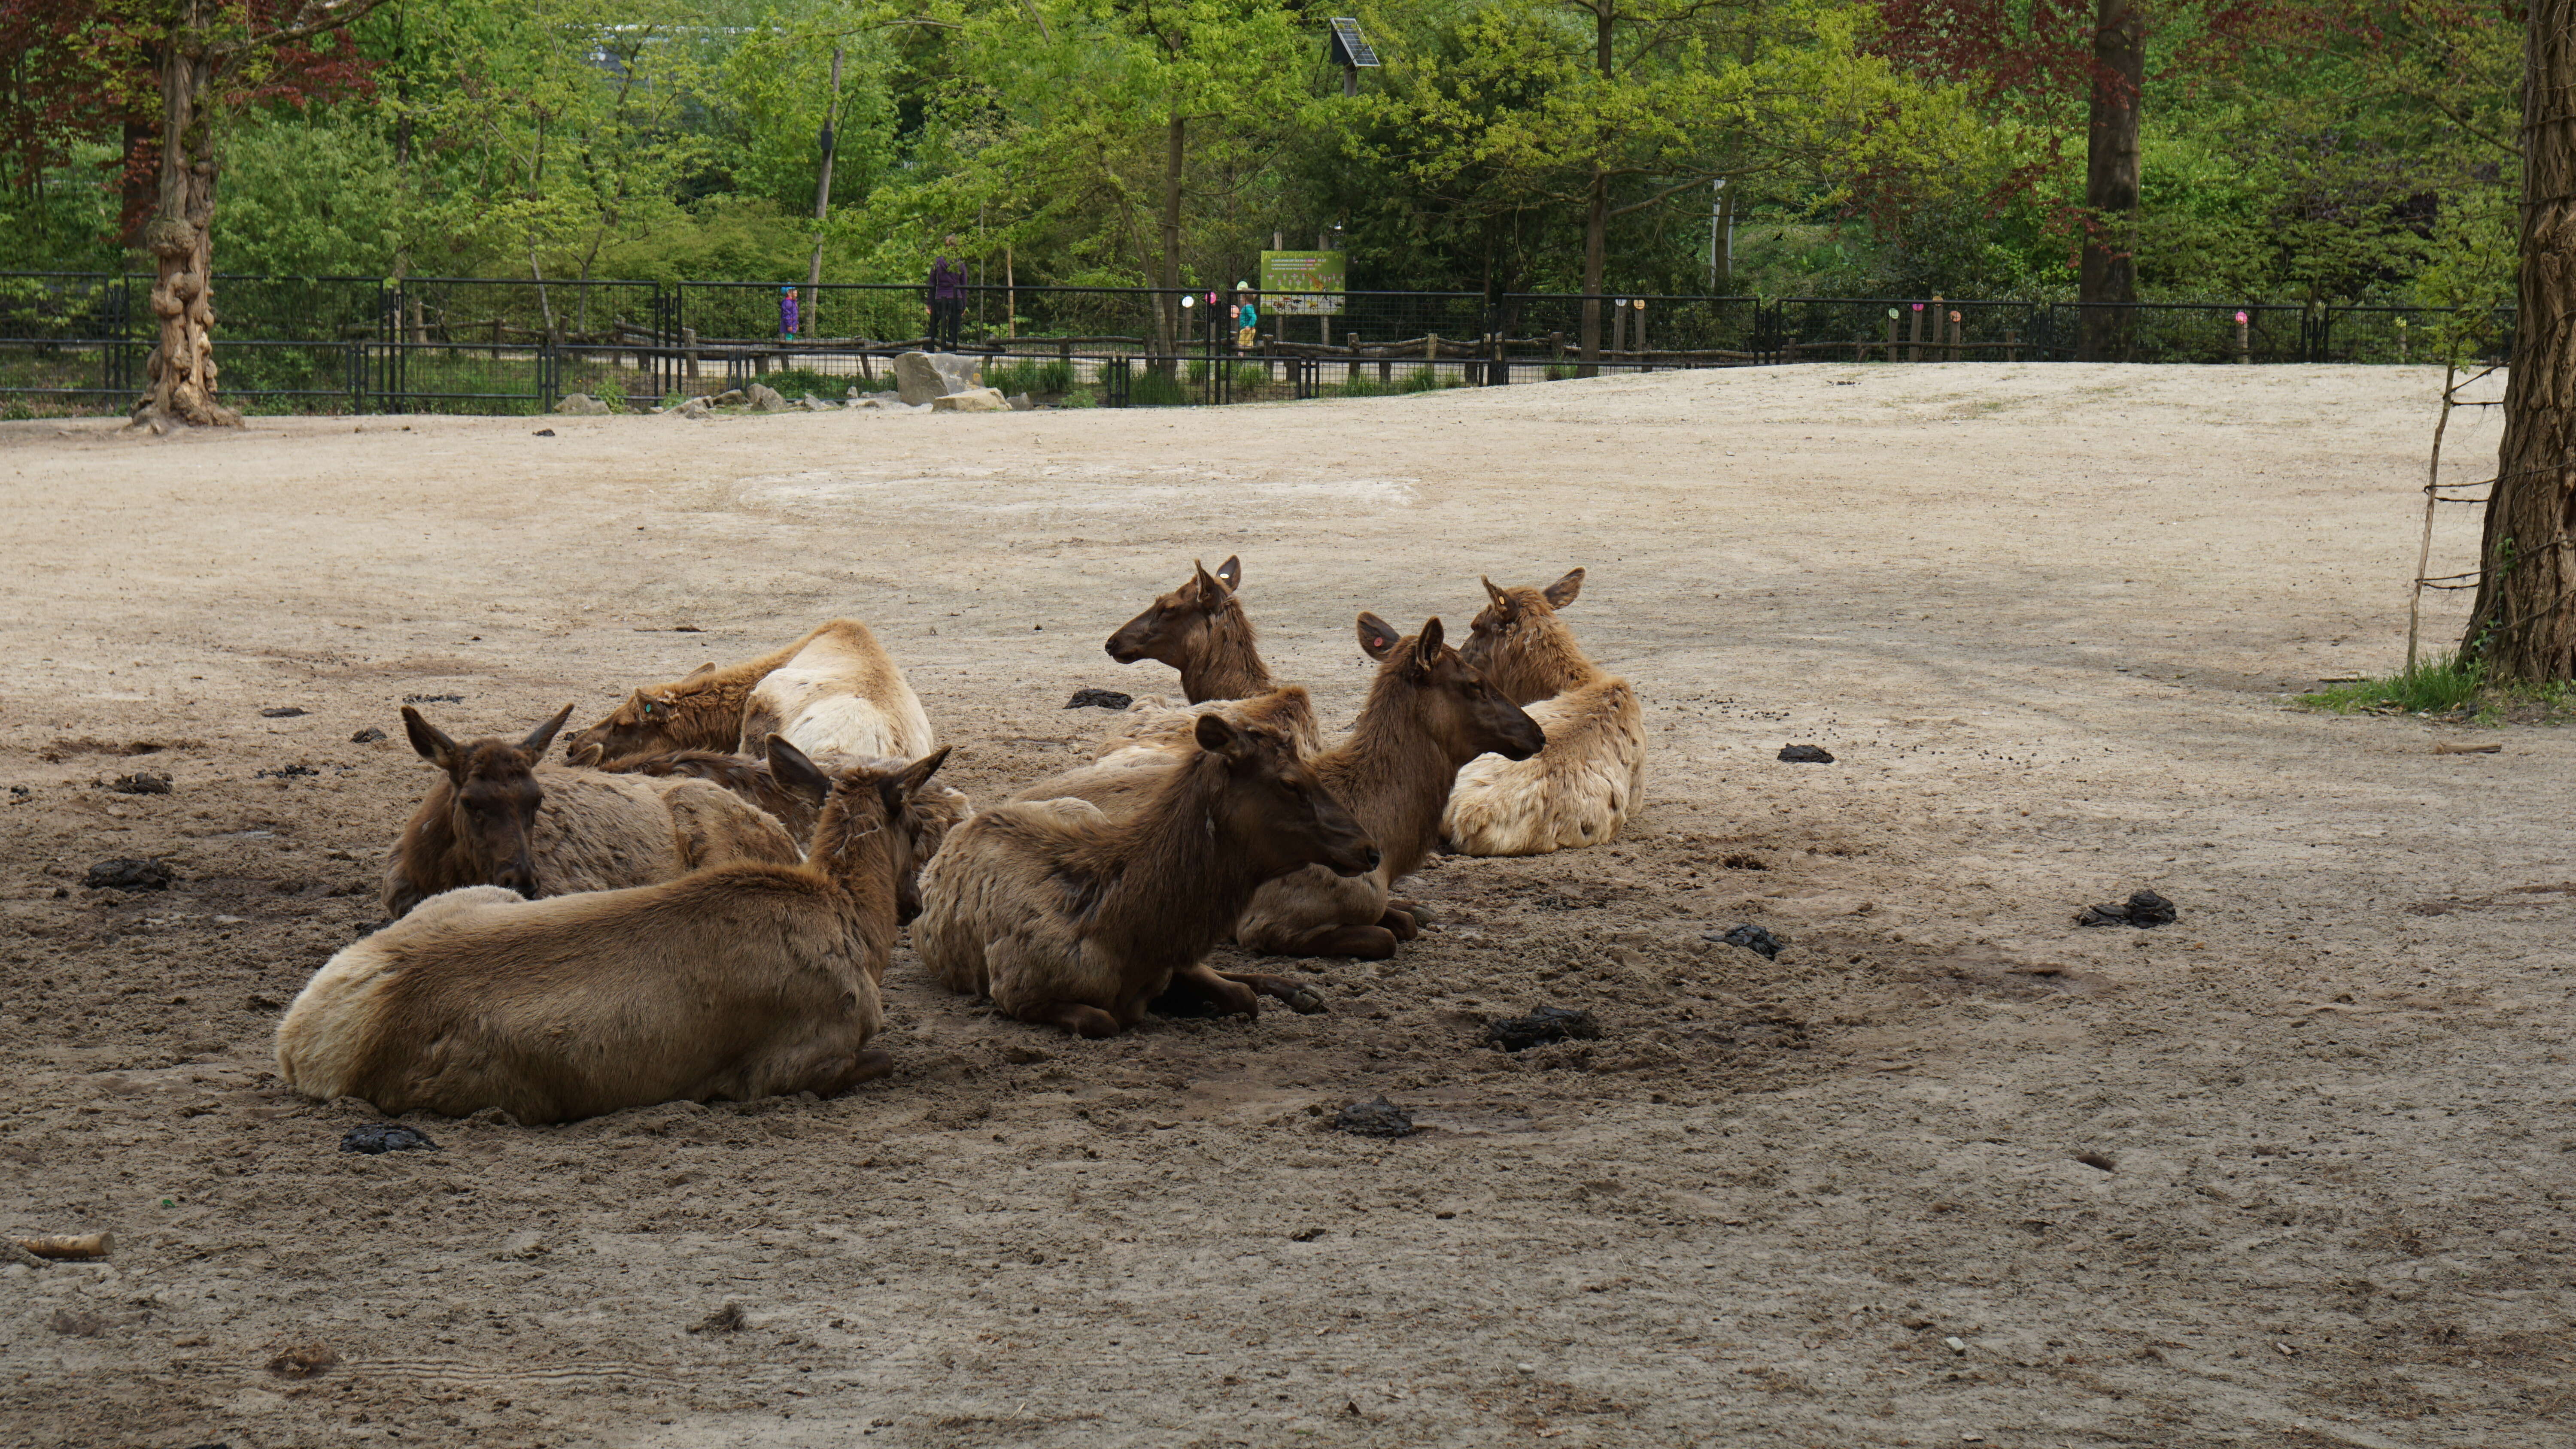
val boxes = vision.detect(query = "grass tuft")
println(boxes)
[2297,653,2487,715]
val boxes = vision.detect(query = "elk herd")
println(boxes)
[274,560,1649,1125]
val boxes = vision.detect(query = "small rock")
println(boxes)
[8,785,29,801]
[1945,1336,1968,1355]
[1777,744,1835,763]
[673,395,713,418]
[105,772,170,795]
[1065,688,1135,710]
[930,387,1011,413]
[1006,392,1035,411]
[259,706,307,718]
[339,1123,438,1155]
[1705,922,1789,959]
[1333,1097,1416,1138]
[216,916,248,926]
[349,727,387,744]
[798,393,832,411]
[708,388,747,406]
[690,1301,747,1334]
[2075,889,2176,929]
[85,858,172,891]
[553,393,613,416]
[1483,1005,1601,1052]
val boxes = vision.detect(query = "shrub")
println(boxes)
[986,358,1075,395]
[1129,368,1189,406]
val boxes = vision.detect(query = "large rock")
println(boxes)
[1005,392,1035,412]
[797,393,832,412]
[930,387,1010,413]
[746,383,791,413]
[894,351,984,406]
[708,388,747,406]
[665,395,712,418]
[553,392,613,416]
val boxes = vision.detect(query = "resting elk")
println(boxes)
[562,624,833,765]
[735,618,936,764]
[278,743,951,1124]
[914,712,1377,1038]
[1098,556,1320,754]
[381,706,802,921]
[1440,569,1647,856]
[1021,616,1540,959]
[598,745,972,855]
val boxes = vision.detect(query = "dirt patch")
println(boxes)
[1,364,2569,1446]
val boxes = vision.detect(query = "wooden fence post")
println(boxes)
[2235,310,2250,363]
[1884,309,1898,360]
[683,326,699,380]
[1634,299,1648,362]
[1909,301,1925,361]
[1348,337,1361,386]
[1425,332,1439,385]
[1609,302,1626,358]
[1948,309,1962,361]
[2005,329,2019,363]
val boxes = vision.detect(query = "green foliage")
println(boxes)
[2297,654,2487,716]
[1128,368,1189,406]
[985,357,1075,394]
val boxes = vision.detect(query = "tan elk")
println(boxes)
[1022,617,1540,958]
[278,743,952,1124]
[598,745,972,856]
[735,618,936,764]
[562,621,841,765]
[914,713,1376,1037]
[382,706,801,920]
[1440,569,1646,855]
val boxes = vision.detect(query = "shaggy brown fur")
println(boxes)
[1103,555,1276,704]
[562,623,837,766]
[1083,685,1324,766]
[597,745,974,882]
[278,746,951,1124]
[383,706,802,921]
[1442,569,1648,856]
[916,713,1376,1038]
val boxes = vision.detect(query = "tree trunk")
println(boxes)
[134,25,237,432]
[2463,0,2576,680]
[2077,0,2142,363]
[805,45,846,330]
[1157,115,1185,358]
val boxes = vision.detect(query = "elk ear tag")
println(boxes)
[1355,612,1401,661]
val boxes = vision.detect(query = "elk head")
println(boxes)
[561,664,717,766]
[783,736,955,926]
[1193,712,1378,880]
[403,704,574,899]
[1357,613,1545,765]
[1104,555,1242,667]
[1462,568,1587,704]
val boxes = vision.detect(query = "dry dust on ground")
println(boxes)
[1,363,2569,1449]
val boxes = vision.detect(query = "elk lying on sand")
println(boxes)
[562,621,837,765]
[598,745,972,856]
[278,743,952,1123]
[1440,569,1646,856]
[915,712,1376,1037]
[737,618,936,764]
[1022,618,1540,958]
[1104,556,1276,703]
[382,706,801,921]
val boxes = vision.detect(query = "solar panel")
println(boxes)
[1328,18,1380,68]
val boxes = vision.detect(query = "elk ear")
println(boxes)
[1190,559,1225,606]
[896,745,952,798]
[765,735,832,806]
[401,706,459,774]
[1214,555,1242,591]
[1355,612,1402,661]
[1193,711,1251,763]
[1414,618,1445,670]
[519,703,575,758]
[1542,568,1586,608]
[1480,576,1510,610]
[681,663,719,682]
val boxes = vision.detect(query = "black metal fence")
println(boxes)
[0,271,2515,417]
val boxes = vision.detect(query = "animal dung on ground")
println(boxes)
[2075,889,2177,929]
[339,1123,440,1155]
[265,1342,339,1379]
[103,772,171,795]
[1777,744,1835,764]
[259,706,308,718]
[1483,1005,1603,1052]
[255,764,319,780]
[532,427,556,437]
[1706,922,1790,959]
[1065,688,1134,710]
[403,693,466,705]
[85,858,172,891]
[690,1301,748,1335]
[1333,1097,1417,1138]
[15,1231,112,1261]
[349,727,387,743]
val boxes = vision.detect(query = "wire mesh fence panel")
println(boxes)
[207,276,383,343]
[0,338,136,413]
[0,274,137,341]
[367,343,547,415]
[208,341,359,413]
[1500,294,1768,357]
[388,278,665,347]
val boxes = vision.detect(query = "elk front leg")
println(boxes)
[1153,962,1261,1019]
[1011,1000,1124,1038]
[1215,970,1329,1014]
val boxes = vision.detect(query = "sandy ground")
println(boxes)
[1,363,2570,1449]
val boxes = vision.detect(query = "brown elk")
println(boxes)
[383,706,801,920]
[1441,569,1647,856]
[1023,617,1541,958]
[1103,555,1275,703]
[277,744,952,1124]
[562,622,837,766]
[735,618,936,764]
[914,712,1377,1037]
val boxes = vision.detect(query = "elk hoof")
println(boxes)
[1285,985,1328,1015]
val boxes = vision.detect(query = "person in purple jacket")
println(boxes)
[928,237,967,351]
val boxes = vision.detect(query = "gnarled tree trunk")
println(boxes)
[2464,0,2576,680]
[135,27,238,432]
[2076,0,2142,364]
